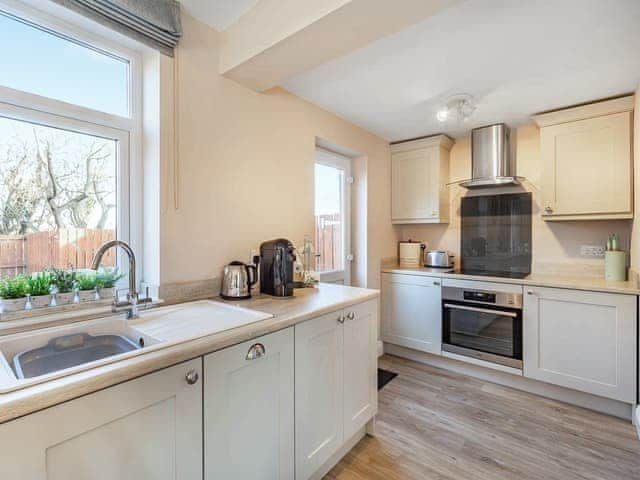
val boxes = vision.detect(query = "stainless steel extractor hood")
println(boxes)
[459,123,521,188]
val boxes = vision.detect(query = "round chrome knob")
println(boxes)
[544,206,553,213]
[338,315,345,324]
[527,290,534,295]
[347,312,355,320]
[246,343,266,360]
[185,370,199,385]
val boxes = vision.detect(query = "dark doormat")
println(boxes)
[378,368,398,391]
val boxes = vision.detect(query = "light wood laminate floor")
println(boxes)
[325,354,640,480]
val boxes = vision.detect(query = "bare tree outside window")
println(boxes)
[0,116,117,277]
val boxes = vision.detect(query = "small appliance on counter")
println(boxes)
[605,233,627,281]
[425,250,454,268]
[398,240,426,267]
[221,260,258,300]
[260,238,296,297]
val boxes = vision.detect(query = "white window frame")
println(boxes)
[315,148,352,286]
[0,0,142,287]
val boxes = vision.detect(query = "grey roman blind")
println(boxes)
[50,0,182,56]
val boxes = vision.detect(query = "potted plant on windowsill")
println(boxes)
[47,268,78,306]
[26,271,53,309]
[76,269,121,303]
[0,267,123,315]
[0,275,30,313]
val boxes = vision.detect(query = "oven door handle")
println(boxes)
[443,303,518,318]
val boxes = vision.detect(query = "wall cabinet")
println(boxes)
[0,358,203,480]
[523,286,637,403]
[381,272,442,354]
[533,96,634,221]
[295,300,378,480]
[204,328,294,480]
[391,135,453,224]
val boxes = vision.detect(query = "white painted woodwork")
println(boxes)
[342,300,378,439]
[295,299,378,480]
[295,310,345,480]
[391,135,452,224]
[0,358,203,480]
[381,272,442,354]
[203,328,294,480]
[523,287,637,403]
[533,97,633,221]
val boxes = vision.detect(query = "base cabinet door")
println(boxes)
[0,358,203,480]
[203,328,294,480]
[343,299,378,439]
[382,272,442,354]
[523,287,637,402]
[295,310,344,480]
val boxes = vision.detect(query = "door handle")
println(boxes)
[338,315,345,324]
[443,303,518,318]
[347,312,355,320]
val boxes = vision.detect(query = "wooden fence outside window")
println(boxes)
[0,229,116,278]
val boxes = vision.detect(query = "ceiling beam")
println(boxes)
[220,0,462,92]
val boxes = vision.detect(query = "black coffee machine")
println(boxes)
[260,238,295,297]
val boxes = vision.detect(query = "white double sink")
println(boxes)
[0,300,273,393]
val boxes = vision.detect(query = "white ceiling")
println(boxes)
[180,0,258,31]
[283,0,640,141]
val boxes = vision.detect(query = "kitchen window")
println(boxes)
[0,5,140,284]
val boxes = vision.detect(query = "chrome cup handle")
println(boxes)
[246,343,266,360]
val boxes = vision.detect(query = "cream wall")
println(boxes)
[630,85,640,273]
[156,13,398,289]
[401,124,632,275]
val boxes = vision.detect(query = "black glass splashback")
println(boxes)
[460,193,532,277]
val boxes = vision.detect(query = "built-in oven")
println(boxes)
[442,281,523,369]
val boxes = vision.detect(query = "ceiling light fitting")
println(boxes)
[436,94,476,123]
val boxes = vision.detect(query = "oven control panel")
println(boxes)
[463,291,496,303]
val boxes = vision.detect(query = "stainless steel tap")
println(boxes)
[90,240,150,319]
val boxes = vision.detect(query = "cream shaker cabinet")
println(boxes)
[295,299,378,480]
[533,96,634,221]
[391,135,453,224]
[523,286,637,403]
[342,300,378,440]
[381,272,442,355]
[0,358,203,480]
[203,327,294,480]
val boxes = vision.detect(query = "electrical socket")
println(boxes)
[580,245,605,257]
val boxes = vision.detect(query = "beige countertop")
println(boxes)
[382,265,640,295]
[0,283,378,424]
